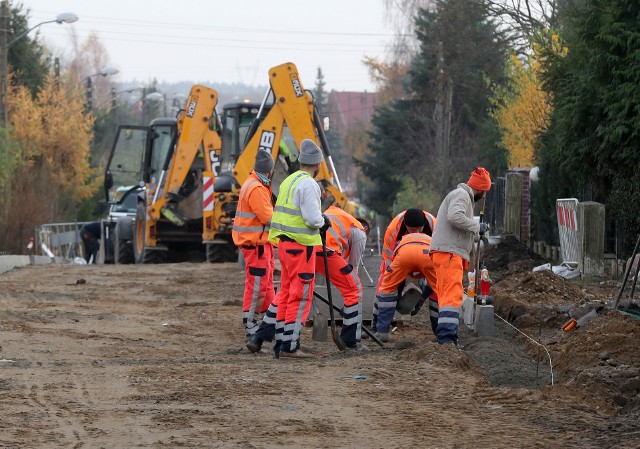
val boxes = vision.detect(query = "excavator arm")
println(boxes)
[143,85,223,246]
[232,62,347,207]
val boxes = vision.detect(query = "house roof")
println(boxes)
[328,91,377,131]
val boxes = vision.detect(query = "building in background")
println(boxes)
[327,91,377,200]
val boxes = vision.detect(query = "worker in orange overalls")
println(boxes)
[430,167,491,345]
[372,208,438,334]
[316,205,368,351]
[372,209,438,342]
[378,208,436,288]
[232,149,276,343]
[247,139,330,359]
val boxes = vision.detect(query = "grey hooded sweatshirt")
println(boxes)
[430,183,480,262]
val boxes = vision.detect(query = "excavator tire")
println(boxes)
[206,241,237,263]
[133,202,166,264]
[114,220,134,264]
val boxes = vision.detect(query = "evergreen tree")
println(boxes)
[7,3,49,96]
[539,0,640,240]
[313,67,328,117]
[362,0,508,215]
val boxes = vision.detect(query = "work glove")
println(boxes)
[320,214,332,233]
[479,223,489,236]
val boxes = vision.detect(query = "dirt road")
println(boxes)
[0,259,638,448]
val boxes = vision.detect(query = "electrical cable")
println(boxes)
[493,312,554,385]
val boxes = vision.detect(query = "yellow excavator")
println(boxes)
[225,61,348,211]
[103,62,363,264]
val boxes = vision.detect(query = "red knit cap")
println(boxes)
[467,167,492,191]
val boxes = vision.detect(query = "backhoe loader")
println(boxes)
[102,62,364,264]
[103,87,257,263]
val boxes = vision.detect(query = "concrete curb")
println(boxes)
[0,255,70,275]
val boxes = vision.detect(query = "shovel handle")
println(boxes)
[312,291,385,348]
[320,232,347,351]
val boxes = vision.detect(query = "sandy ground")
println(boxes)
[0,246,639,448]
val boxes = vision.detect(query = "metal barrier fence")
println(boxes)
[38,222,90,259]
[556,198,579,265]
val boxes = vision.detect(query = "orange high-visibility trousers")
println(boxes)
[241,243,276,339]
[373,242,437,334]
[275,241,317,353]
[431,251,467,344]
[315,249,363,345]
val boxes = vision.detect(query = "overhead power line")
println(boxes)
[29,11,410,38]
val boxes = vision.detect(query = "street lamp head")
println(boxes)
[144,92,164,101]
[56,12,79,24]
[98,67,119,77]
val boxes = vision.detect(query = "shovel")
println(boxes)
[320,231,347,351]
[311,302,328,342]
[313,291,386,348]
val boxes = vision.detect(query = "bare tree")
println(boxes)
[480,0,563,50]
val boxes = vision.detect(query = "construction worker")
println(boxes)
[278,139,299,174]
[430,167,491,345]
[80,221,101,264]
[378,208,436,289]
[372,209,438,328]
[371,210,438,341]
[232,150,276,343]
[316,205,368,351]
[248,139,329,359]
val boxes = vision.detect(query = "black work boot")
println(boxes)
[246,336,263,353]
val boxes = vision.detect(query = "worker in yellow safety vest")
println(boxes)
[247,139,330,359]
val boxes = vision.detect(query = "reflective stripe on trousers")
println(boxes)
[431,251,464,344]
[315,249,363,345]
[372,290,397,334]
[241,244,275,337]
[275,241,317,353]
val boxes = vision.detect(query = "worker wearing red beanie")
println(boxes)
[430,167,491,345]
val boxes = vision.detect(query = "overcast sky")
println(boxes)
[21,0,396,92]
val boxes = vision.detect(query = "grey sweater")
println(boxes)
[430,183,480,262]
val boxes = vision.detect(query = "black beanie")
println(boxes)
[403,208,426,228]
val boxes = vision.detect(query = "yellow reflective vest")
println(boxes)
[269,171,321,246]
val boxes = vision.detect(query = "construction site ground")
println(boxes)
[1,236,639,448]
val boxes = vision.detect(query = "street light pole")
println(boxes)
[7,12,78,47]
[0,4,79,126]
[82,66,119,113]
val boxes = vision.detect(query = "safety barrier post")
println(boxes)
[556,198,579,266]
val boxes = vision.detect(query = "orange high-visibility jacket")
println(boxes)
[324,205,365,259]
[381,210,436,264]
[232,173,274,247]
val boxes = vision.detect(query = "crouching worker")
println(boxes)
[247,139,329,359]
[80,221,101,264]
[372,210,438,342]
[232,150,276,343]
[316,205,368,351]
[377,208,436,291]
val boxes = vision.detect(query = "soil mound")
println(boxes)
[552,312,640,413]
[492,270,598,328]
[482,235,547,281]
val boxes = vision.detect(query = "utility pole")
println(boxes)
[84,76,93,113]
[0,0,9,128]
[434,41,453,200]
